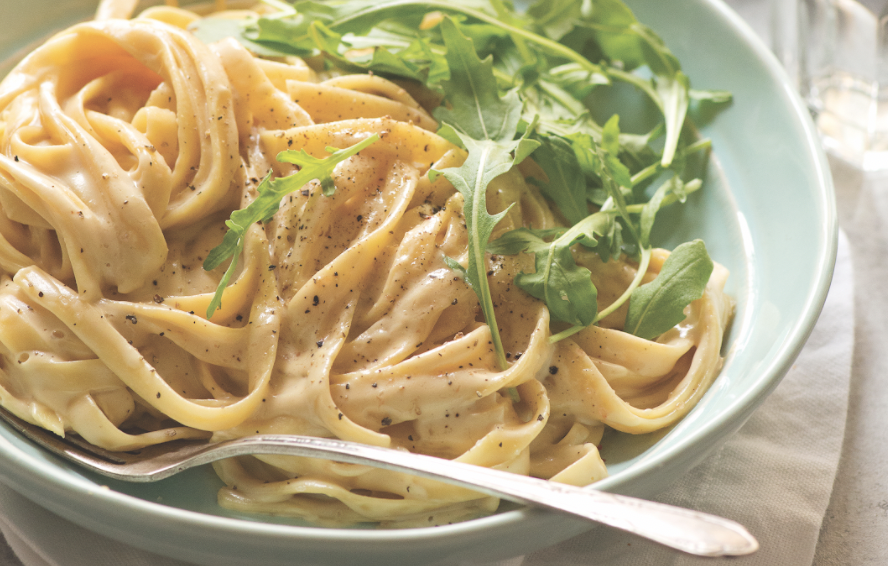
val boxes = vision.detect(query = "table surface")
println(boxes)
[0,1,885,565]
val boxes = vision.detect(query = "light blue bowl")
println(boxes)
[0,1,836,564]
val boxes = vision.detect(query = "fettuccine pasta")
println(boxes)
[0,0,733,526]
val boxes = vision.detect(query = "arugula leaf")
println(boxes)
[284,0,419,36]
[593,117,640,249]
[585,0,648,63]
[541,0,689,166]
[527,134,588,225]
[490,228,598,327]
[689,88,734,127]
[190,17,296,57]
[203,135,379,319]
[639,176,677,248]
[433,21,522,141]
[457,21,515,58]
[656,71,690,166]
[394,36,451,84]
[430,17,539,369]
[488,209,621,327]
[249,16,336,56]
[540,64,609,105]
[690,89,733,104]
[254,15,449,84]
[526,0,587,41]
[624,239,714,340]
[197,0,699,171]
[329,42,429,82]
[563,131,602,182]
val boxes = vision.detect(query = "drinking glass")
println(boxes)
[773,0,888,170]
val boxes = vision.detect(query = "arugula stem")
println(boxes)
[210,240,245,318]
[470,149,509,371]
[204,135,379,318]
[588,176,701,220]
[548,324,585,343]
[629,139,711,187]
[537,82,594,122]
[488,0,536,66]
[596,245,651,322]
[493,67,515,87]
[624,179,702,213]
[629,162,662,189]
[606,68,661,111]
[328,1,597,73]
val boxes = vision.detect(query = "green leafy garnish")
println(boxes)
[487,211,620,327]
[526,134,589,226]
[190,17,295,57]
[430,18,539,370]
[203,135,379,319]
[489,131,707,343]
[625,239,714,340]
[194,0,733,354]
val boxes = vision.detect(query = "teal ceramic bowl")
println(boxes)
[0,1,836,564]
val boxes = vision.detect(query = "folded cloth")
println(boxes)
[0,232,853,566]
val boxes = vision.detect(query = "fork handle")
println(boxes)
[168,434,758,557]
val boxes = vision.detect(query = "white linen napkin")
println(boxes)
[0,232,853,566]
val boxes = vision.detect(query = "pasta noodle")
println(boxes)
[0,0,734,527]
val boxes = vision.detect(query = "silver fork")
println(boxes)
[0,407,757,557]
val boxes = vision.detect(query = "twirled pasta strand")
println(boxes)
[0,5,734,526]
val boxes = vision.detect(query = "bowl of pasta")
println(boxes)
[0,0,835,564]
